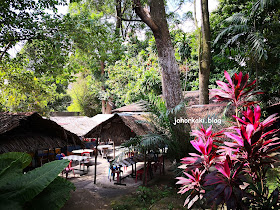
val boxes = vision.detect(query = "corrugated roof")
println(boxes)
[50,114,114,136]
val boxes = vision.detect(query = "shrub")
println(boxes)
[176,71,280,209]
[0,152,75,209]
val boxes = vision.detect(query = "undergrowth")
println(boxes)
[111,185,183,210]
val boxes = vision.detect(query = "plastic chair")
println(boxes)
[82,152,90,158]
[101,148,109,159]
[55,154,63,160]
[135,168,144,183]
[62,160,75,179]
[153,156,163,175]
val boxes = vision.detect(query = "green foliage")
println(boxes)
[211,0,280,101]
[68,2,123,69]
[25,176,75,210]
[0,0,67,57]
[106,46,162,107]
[0,60,57,113]
[0,152,75,210]
[67,73,101,116]
[111,186,172,210]
[0,3,76,114]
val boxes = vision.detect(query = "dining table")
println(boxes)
[62,155,90,175]
[97,145,113,158]
[72,149,94,155]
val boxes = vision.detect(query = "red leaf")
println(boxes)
[254,105,261,122]
[224,186,233,201]
[224,70,233,87]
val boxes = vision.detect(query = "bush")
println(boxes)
[0,152,75,209]
[176,71,280,209]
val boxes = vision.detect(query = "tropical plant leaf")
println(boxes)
[24,176,75,210]
[0,152,32,169]
[0,199,22,210]
[0,152,32,188]
[139,133,166,151]
[0,159,69,206]
[0,159,23,188]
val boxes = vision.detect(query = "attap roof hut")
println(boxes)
[111,101,147,113]
[50,114,114,137]
[84,113,155,145]
[183,90,218,106]
[0,112,81,153]
[185,103,234,132]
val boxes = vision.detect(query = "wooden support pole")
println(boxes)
[162,155,165,175]
[94,138,98,184]
[113,141,115,159]
[143,151,147,186]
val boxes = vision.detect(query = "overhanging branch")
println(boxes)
[121,18,143,22]
[132,0,159,32]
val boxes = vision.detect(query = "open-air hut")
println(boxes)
[50,114,115,151]
[0,112,81,154]
[111,101,147,114]
[84,113,155,146]
[185,103,234,132]
[50,114,114,137]
[0,112,83,169]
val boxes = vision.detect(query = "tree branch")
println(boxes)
[121,18,143,22]
[0,42,11,62]
[132,0,159,32]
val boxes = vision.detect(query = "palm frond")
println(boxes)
[166,102,185,116]
[224,13,249,25]
[214,24,249,46]
[247,32,268,61]
[222,32,246,51]
[139,133,167,151]
[121,136,142,148]
[251,0,277,15]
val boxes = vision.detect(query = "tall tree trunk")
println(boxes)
[199,0,211,104]
[105,97,112,114]
[133,0,193,159]
[194,0,202,95]
[100,60,113,114]
[133,0,182,108]
[115,0,122,34]
[100,60,106,114]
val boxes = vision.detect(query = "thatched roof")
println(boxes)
[84,114,155,145]
[50,114,114,136]
[0,112,81,153]
[112,101,147,113]
[185,104,233,132]
[183,90,217,106]
[111,91,218,114]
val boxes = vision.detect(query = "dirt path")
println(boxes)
[61,155,178,210]
[61,155,143,210]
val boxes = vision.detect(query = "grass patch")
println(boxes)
[111,185,184,210]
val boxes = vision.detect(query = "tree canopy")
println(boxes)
[1,0,279,113]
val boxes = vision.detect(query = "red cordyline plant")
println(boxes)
[176,71,280,209]
[211,71,263,117]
